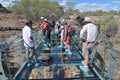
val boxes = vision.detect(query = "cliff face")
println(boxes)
[0,4,26,41]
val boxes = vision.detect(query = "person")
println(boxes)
[39,17,46,38]
[39,17,44,28]
[22,20,39,67]
[60,25,65,46]
[80,17,98,71]
[59,19,73,57]
[44,18,51,45]
[59,19,67,48]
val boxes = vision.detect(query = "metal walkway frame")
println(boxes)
[0,29,120,80]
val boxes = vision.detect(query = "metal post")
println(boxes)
[0,52,7,80]
[106,50,116,80]
[16,40,24,66]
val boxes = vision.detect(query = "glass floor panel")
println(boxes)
[28,43,100,80]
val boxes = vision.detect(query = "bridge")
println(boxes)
[0,27,120,80]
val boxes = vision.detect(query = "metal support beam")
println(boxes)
[16,41,24,66]
[0,52,7,80]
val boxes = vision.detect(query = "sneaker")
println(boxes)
[68,51,72,55]
[43,43,48,47]
[27,62,33,67]
[48,43,51,47]
[58,44,63,48]
[35,63,40,67]
[65,49,69,52]
[64,46,67,49]
[31,60,35,63]
[79,66,89,72]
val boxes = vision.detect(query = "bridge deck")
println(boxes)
[16,42,100,80]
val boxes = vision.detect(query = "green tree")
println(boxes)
[96,15,118,38]
[9,0,64,21]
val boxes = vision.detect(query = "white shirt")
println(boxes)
[61,29,64,37]
[22,25,34,47]
[80,23,98,42]
[55,25,59,33]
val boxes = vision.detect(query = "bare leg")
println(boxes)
[25,47,30,62]
[84,55,89,68]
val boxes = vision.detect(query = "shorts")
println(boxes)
[42,30,46,36]
[25,47,36,57]
[82,43,94,56]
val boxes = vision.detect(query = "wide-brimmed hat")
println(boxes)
[83,17,91,22]
[26,20,33,25]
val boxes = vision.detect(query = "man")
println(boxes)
[39,17,46,37]
[22,20,39,67]
[44,18,51,44]
[59,19,72,57]
[80,17,98,71]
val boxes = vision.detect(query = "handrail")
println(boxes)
[0,27,42,80]
[0,28,119,80]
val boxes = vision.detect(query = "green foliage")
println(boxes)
[9,0,64,21]
[96,15,119,38]
[82,10,120,16]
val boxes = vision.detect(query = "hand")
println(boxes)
[29,39,33,43]
[85,41,88,46]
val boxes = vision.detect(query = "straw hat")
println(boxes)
[83,17,91,22]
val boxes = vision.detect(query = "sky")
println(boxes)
[0,0,120,12]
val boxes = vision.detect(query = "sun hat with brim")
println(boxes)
[26,20,33,24]
[83,17,91,22]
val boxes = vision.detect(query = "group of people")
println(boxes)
[39,17,52,44]
[22,16,99,71]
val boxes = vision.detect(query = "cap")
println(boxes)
[60,26,64,29]
[61,19,67,24]
[44,19,47,21]
[40,17,44,20]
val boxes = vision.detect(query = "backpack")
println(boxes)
[67,27,75,37]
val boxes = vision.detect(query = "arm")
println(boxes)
[28,28,33,43]
[80,25,87,44]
